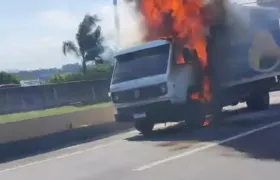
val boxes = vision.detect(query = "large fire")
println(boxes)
[139,0,212,102]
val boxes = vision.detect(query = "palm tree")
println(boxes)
[62,14,104,74]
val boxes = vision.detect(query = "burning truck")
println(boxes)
[109,0,280,135]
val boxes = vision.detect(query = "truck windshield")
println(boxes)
[112,44,170,84]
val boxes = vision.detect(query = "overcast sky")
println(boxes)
[0,0,256,71]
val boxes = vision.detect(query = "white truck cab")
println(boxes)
[110,39,202,134]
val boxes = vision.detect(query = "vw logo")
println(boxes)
[134,90,140,99]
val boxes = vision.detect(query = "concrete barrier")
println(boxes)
[0,79,111,114]
[0,105,116,144]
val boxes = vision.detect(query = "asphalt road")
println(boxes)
[1,92,280,180]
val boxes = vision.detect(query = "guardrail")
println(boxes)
[0,79,111,114]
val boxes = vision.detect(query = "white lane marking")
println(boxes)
[134,120,280,171]
[0,140,121,173]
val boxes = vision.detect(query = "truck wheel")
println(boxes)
[246,92,269,111]
[186,101,206,129]
[134,119,154,136]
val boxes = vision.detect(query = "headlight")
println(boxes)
[108,92,111,97]
[111,93,119,102]
[110,92,119,102]
[114,95,119,101]
[159,83,167,94]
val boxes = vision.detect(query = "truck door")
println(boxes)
[182,48,203,92]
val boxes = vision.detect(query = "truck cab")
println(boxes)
[110,40,203,134]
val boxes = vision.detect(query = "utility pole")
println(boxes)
[113,0,121,51]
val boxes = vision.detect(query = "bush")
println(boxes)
[0,71,20,84]
[47,64,113,84]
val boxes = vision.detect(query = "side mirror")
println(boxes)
[182,48,198,64]
[175,48,198,65]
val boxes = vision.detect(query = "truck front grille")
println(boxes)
[112,84,164,103]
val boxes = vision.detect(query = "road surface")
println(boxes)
[1,92,280,180]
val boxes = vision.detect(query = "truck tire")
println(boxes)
[186,100,206,129]
[246,92,269,111]
[134,119,154,136]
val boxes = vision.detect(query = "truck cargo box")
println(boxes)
[208,5,280,88]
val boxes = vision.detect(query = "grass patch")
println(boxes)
[0,102,112,124]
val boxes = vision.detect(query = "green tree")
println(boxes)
[62,14,104,74]
[0,71,20,84]
[47,74,66,84]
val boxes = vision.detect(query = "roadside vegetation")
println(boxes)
[0,71,20,84]
[0,102,112,124]
[46,64,113,83]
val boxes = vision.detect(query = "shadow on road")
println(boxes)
[0,121,133,163]
[126,103,280,162]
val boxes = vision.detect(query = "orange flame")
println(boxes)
[140,0,212,102]
[203,119,211,126]
[177,55,186,64]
